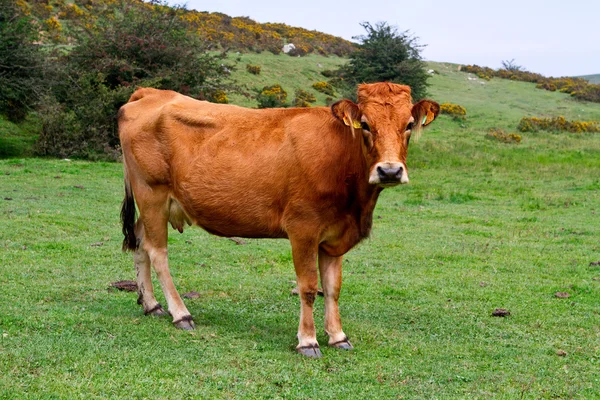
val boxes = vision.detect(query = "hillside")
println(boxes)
[21,0,355,56]
[580,74,600,84]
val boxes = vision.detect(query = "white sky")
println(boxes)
[182,0,599,77]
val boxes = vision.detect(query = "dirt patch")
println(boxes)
[228,237,247,245]
[90,242,104,247]
[182,291,201,299]
[110,280,138,292]
[589,261,600,267]
[554,292,570,298]
[556,349,567,357]
[491,308,510,317]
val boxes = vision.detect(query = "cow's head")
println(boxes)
[332,82,439,187]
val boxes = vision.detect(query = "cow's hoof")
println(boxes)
[297,344,322,358]
[330,337,353,350]
[173,315,195,330]
[144,303,168,317]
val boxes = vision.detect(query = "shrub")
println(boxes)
[0,0,44,121]
[35,0,232,159]
[312,81,334,96]
[209,90,229,104]
[517,116,600,133]
[256,84,288,108]
[486,128,522,144]
[292,89,316,107]
[335,22,430,100]
[246,64,261,75]
[462,64,600,103]
[320,69,336,78]
[440,103,467,118]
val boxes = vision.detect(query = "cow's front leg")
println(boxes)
[318,249,352,350]
[290,238,321,358]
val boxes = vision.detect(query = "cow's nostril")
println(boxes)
[377,166,402,180]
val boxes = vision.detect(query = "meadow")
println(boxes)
[1,59,600,398]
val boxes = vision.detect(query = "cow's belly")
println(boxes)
[173,171,288,239]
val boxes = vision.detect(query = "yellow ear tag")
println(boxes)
[343,116,351,126]
[352,120,362,129]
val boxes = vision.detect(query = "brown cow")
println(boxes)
[118,83,439,357]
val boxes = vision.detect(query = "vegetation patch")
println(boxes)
[311,81,335,96]
[256,84,288,108]
[518,116,600,133]
[292,89,316,107]
[246,64,261,75]
[462,64,600,103]
[440,103,467,118]
[486,128,522,144]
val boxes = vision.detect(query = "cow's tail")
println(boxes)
[120,158,138,252]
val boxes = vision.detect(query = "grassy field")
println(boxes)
[1,57,600,398]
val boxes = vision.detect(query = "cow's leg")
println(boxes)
[290,237,321,358]
[318,249,353,350]
[134,220,167,316]
[137,185,194,330]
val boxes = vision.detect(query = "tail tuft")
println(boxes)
[120,184,137,252]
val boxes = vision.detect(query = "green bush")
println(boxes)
[36,0,232,160]
[312,81,334,96]
[486,128,521,144]
[334,22,430,100]
[256,84,288,108]
[246,64,261,75]
[0,0,44,122]
[292,89,316,107]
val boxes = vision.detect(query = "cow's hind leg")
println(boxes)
[134,220,167,316]
[137,185,195,330]
[290,237,321,358]
[318,249,352,350]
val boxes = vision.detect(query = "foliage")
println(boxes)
[311,81,334,96]
[462,64,600,103]
[0,0,44,121]
[246,64,261,75]
[335,22,429,100]
[256,84,288,108]
[440,102,466,118]
[517,116,600,133]
[292,88,316,107]
[486,127,521,144]
[35,0,232,160]
[501,59,525,72]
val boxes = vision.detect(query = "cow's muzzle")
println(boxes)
[369,162,409,186]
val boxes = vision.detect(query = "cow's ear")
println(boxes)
[331,99,362,136]
[411,99,440,139]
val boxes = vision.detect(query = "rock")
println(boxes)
[282,43,295,54]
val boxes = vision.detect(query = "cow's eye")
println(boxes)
[361,121,370,132]
[406,122,414,131]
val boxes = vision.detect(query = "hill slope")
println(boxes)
[580,74,600,84]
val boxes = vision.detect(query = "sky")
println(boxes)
[182,0,599,77]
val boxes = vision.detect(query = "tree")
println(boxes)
[338,22,429,100]
[501,59,525,72]
[0,0,44,121]
[37,0,234,159]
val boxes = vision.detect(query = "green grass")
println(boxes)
[0,116,38,158]
[1,57,600,398]
[225,52,346,107]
